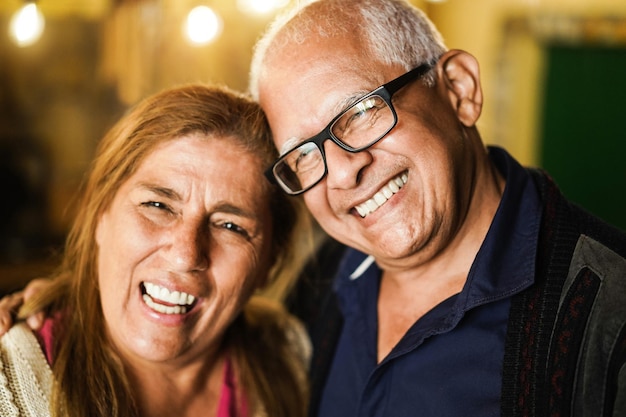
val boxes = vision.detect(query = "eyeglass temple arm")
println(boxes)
[384,61,436,95]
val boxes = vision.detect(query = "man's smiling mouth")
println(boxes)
[355,172,407,218]
[141,282,196,315]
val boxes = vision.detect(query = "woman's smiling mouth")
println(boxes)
[141,282,196,315]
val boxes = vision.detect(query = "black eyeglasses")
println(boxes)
[265,62,434,195]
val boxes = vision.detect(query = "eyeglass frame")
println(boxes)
[265,61,436,195]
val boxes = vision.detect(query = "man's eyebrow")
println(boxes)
[280,137,302,155]
[279,92,368,155]
[336,92,369,114]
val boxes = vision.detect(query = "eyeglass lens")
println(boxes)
[274,94,394,193]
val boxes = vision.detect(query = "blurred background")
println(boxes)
[0,0,625,295]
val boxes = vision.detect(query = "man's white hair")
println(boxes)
[248,0,447,100]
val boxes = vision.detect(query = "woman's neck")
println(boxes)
[127,349,227,417]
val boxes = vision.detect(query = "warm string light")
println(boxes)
[184,5,222,45]
[9,1,45,47]
[7,1,292,48]
[183,1,290,46]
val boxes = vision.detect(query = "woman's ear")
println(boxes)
[437,50,483,127]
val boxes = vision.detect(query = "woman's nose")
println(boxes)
[165,221,209,272]
[323,140,373,190]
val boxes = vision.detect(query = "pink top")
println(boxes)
[36,318,249,417]
[36,316,55,366]
[217,356,249,417]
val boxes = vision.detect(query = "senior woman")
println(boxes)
[0,84,311,417]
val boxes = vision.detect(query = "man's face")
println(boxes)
[259,36,474,271]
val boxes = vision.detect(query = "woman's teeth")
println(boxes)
[142,282,196,315]
[355,173,408,218]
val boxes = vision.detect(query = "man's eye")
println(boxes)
[294,144,321,172]
[354,98,378,115]
[347,98,380,123]
[337,97,385,135]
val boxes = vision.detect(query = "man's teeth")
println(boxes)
[355,173,407,218]
[142,282,195,315]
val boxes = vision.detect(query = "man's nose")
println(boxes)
[323,140,373,190]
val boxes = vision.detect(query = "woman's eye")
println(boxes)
[140,201,176,221]
[219,221,250,238]
[142,201,171,211]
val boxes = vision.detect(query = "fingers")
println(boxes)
[23,278,50,300]
[25,312,45,332]
[0,291,25,336]
[20,278,50,331]
[0,278,51,336]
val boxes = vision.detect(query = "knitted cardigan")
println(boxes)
[0,309,310,417]
[293,168,626,417]
[0,323,52,417]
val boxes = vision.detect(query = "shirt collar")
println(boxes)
[459,146,541,310]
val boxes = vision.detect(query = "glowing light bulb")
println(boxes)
[184,6,222,45]
[9,2,45,47]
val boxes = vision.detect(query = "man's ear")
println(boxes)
[437,50,483,127]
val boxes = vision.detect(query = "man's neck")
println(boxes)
[376,153,505,362]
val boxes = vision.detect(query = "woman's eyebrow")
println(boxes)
[138,183,182,201]
[138,185,261,220]
[212,202,258,221]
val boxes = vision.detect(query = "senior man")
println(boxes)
[250,1,626,416]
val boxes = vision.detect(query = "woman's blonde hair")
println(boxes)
[20,84,310,417]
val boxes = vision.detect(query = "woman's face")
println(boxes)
[95,133,274,367]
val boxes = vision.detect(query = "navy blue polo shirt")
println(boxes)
[317,147,542,417]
